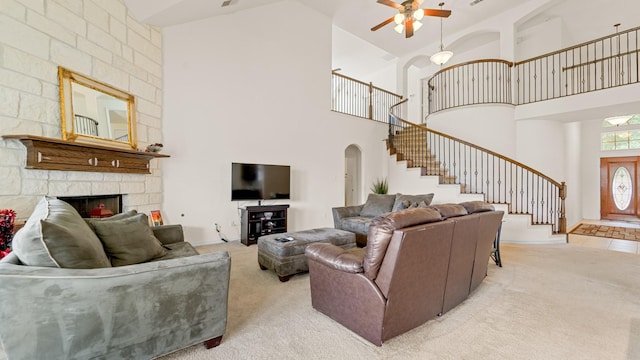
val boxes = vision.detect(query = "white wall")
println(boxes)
[426,105,517,158]
[515,17,563,61]
[515,119,566,181]
[162,1,388,245]
[0,0,164,220]
[564,121,582,228]
[580,118,607,220]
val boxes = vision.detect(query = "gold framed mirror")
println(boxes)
[58,66,137,150]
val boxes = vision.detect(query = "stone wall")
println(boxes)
[0,0,164,220]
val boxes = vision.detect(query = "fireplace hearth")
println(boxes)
[58,194,123,218]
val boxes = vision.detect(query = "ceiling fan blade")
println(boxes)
[412,0,425,8]
[405,18,414,38]
[423,8,452,17]
[371,16,395,31]
[377,0,402,9]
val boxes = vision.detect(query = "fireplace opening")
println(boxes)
[58,194,123,218]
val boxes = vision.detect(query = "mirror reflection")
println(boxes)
[59,67,137,149]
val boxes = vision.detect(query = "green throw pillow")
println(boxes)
[12,197,112,269]
[91,213,168,266]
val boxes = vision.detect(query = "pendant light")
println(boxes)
[430,2,453,66]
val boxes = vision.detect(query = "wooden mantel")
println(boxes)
[2,135,169,174]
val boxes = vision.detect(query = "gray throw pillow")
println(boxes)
[392,193,435,212]
[360,193,396,217]
[92,213,168,267]
[12,197,111,269]
[428,203,468,219]
[85,209,138,232]
[402,200,429,209]
[459,201,495,214]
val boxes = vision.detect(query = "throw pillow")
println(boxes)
[401,200,430,209]
[392,193,435,212]
[12,197,111,268]
[459,201,495,214]
[91,213,168,267]
[85,209,138,232]
[360,193,396,217]
[429,203,468,219]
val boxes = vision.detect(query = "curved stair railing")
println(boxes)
[426,59,513,116]
[388,99,567,234]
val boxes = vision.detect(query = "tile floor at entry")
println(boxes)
[568,219,640,255]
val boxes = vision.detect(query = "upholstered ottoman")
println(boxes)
[258,228,356,282]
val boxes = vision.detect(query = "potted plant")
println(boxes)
[370,178,389,194]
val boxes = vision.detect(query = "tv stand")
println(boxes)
[241,204,289,246]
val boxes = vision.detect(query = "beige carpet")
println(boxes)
[1,242,638,359]
[153,241,640,360]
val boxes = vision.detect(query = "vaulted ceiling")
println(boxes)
[123,0,532,58]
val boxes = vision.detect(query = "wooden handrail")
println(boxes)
[389,99,567,233]
[332,71,402,98]
[562,49,640,71]
[514,25,640,66]
[332,71,403,122]
[430,58,514,79]
[391,100,562,187]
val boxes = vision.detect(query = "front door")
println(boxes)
[600,156,639,220]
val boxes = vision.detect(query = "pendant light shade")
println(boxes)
[605,115,632,126]
[430,50,453,66]
[431,2,453,66]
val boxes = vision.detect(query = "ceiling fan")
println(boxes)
[371,0,451,38]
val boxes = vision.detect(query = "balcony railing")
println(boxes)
[389,99,567,233]
[331,71,403,123]
[425,26,640,114]
[425,59,513,116]
[515,25,640,104]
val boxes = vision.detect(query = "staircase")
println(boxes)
[331,71,568,244]
[389,126,456,184]
[387,106,567,244]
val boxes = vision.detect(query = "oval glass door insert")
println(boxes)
[612,166,633,210]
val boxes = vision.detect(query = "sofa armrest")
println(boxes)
[332,205,364,225]
[305,243,365,273]
[0,251,230,359]
[152,224,185,244]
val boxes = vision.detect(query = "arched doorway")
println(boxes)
[345,144,362,206]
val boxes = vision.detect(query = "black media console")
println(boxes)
[240,204,289,246]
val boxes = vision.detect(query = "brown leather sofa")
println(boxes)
[305,201,503,346]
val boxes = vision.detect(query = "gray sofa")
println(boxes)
[332,193,434,247]
[0,197,230,360]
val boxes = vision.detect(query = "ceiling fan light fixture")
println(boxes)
[413,20,423,31]
[394,13,405,24]
[394,23,404,33]
[413,8,424,20]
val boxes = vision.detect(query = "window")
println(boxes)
[601,114,640,151]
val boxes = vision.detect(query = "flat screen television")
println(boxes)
[231,162,291,201]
